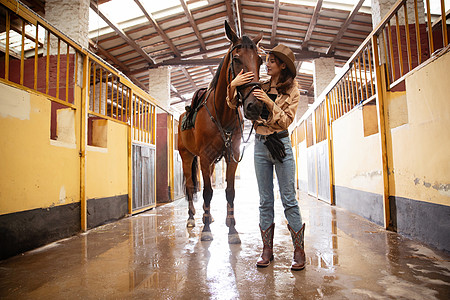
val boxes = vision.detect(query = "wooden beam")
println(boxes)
[179,0,214,76]
[225,0,238,33]
[270,0,280,47]
[90,0,156,65]
[181,68,198,90]
[134,0,181,57]
[235,0,244,36]
[326,0,365,55]
[302,0,323,49]
[170,84,188,104]
[180,0,206,50]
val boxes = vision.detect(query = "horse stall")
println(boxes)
[131,92,157,213]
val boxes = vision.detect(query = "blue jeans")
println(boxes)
[254,135,303,232]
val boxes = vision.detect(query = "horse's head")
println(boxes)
[225,21,263,121]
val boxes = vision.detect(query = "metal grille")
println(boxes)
[132,144,156,211]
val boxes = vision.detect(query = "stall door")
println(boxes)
[132,143,156,211]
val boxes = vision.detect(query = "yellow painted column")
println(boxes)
[80,55,88,231]
[372,35,391,229]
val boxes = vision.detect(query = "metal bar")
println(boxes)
[441,0,448,46]
[413,0,422,64]
[395,12,404,76]
[363,50,369,99]
[342,74,350,112]
[105,72,109,116]
[5,11,10,80]
[358,56,364,101]
[46,32,49,94]
[349,67,355,109]
[148,104,151,143]
[34,23,38,90]
[75,52,78,89]
[66,43,70,101]
[403,4,413,71]
[99,68,103,114]
[372,35,391,230]
[381,29,391,87]
[115,77,119,119]
[425,0,434,53]
[387,22,396,83]
[20,19,25,85]
[367,44,375,96]
[92,63,96,113]
[120,84,124,122]
[56,38,61,99]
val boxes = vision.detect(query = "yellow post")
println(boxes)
[168,115,174,201]
[325,95,335,205]
[80,55,89,231]
[128,92,134,214]
[372,35,391,230]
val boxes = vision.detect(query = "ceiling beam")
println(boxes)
[181,68,198,91]
[235,0,244,36]
[134,0,182,57]
[326,0,365,55]
[270,0,280,47]
[170,84,188,104]
[224,0,237,33]
[179,0,214,76]
[180,0,206,50]
[90,0,155,65]
[302,0,322,49]
[88,39,147,91]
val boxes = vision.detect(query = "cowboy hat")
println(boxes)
[269,44,296,76]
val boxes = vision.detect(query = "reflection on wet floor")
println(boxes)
[1,176,450,299]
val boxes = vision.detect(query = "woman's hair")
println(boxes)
[271,55,295,95]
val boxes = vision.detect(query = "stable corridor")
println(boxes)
[1,167,449,299]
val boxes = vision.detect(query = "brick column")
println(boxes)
[148,67,171,111]
[313,57,335,100]
[45,0,90,52]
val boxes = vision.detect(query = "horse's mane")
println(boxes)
[208,35,257,90]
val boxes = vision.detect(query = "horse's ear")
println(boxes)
[225,20,239,44]
[253,31,263,45]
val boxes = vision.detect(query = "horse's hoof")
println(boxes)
[228,233,241,244]
[201,231,213,241]
[186,219,195,228]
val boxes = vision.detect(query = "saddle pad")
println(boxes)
[181,87,208,131]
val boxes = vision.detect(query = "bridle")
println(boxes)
[203,43,261,163]
[228,44,262,105]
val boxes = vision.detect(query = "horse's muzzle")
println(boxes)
[243,97,262,121]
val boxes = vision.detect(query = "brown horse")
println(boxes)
[177,21,263,243]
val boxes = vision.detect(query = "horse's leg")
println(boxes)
[225,160,241,244]
[181,152,197,227]
[200,160,214,241]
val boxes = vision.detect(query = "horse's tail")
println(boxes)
[191,156,198,191]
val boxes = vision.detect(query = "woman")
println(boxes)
[227,44,305,270]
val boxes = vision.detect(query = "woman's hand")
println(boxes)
[230,70,254,88]
[253,89,274,109]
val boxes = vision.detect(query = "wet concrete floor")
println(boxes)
[1,174,450,299]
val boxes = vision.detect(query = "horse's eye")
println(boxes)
[233,57,242,64]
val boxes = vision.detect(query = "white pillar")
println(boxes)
[371,0,425,28]
[313,57,335,100]
[45,0,90,52]
[148,67,171,111]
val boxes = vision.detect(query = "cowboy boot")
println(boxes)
[256,223,275,268]
[288,223,306,271]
